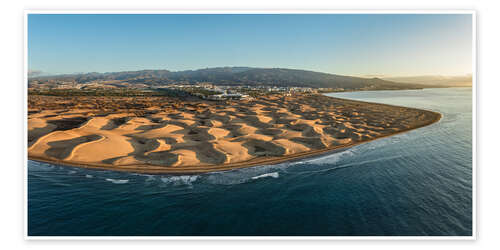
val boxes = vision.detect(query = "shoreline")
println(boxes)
[319,85,472,94]
[28,110,442,175]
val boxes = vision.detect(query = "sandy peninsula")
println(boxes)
[28,93,441,174]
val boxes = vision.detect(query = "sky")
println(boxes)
[28,14,473,77]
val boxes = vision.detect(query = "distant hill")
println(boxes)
[30,67,436,91]
[382,75,473,87]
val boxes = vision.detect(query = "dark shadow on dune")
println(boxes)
[242,139,286,157]
[139,151,179,167]
[101,117,130,130]
[46,117,88,131]
[184,127,215,142]
[290,137,327,150]
[184,142,227,165]
[28,126,57,147]
[45,135,102,160]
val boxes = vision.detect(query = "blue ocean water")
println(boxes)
[27,87,473,236]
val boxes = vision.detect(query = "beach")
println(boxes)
[28,93,441,174]
[28,87,472,236]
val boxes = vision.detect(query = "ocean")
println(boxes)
[27,87,473,236]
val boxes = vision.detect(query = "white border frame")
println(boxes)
[23,10,477,240]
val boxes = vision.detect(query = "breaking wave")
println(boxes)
[160,175,198,186]
[251,172,279,180]
[105,178,129,184]
[289,148,356,166]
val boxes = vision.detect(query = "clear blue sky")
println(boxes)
[28,14,473,77]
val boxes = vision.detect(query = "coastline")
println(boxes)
[28,110,442,175]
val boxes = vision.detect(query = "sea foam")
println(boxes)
[105,178,129,184]
[160,175,198,186]
[251,172,279,180]
[299,148,355,165]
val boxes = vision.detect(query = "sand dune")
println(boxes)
[27,93,441,173]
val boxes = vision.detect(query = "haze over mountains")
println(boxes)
[29,67,456,91]
[382,75,472,87]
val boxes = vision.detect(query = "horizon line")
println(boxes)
[27,66,473,79]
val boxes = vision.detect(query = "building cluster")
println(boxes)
[161,83,321,100]
[29,79,327,101]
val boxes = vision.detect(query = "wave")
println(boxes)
[145,175,156,182]
[85,174,93,178]
[289,148,356,166]
[297,155,405,175]
[105,178,129,184]
[203,163,286,185]
[27,160,56,171]
[160,175,198,186]
[251,172,279,180]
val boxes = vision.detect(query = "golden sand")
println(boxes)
[28,94,441,174]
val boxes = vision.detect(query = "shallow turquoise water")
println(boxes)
[28,87,473,236]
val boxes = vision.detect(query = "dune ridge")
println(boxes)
[28,93,441,174]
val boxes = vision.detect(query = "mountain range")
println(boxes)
[29,67,442,91]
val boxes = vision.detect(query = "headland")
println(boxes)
[28,93,441,174]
